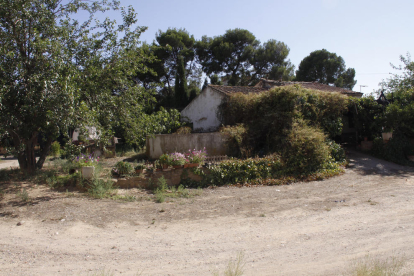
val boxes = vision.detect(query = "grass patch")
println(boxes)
[213,252,245,276]
[17,188,30,202]
[153,176,202,203]
[350,254,405,276]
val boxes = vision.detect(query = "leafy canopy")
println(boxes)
[196,28,293,86]
[296,49,357,90]
[0,0,181,171]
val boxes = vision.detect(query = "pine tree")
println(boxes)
[174,56,189,109]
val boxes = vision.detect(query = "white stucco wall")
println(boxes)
[181,87,225,132]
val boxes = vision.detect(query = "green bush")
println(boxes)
[220,124,249,158]
[88,178,114,198]
[370,131,414,165]
[207,155,283,185]
[50,141,61,157]
[62,142,84,159]
[114,161,134,175]
[218,86,348,166]
[281,121,333,175]
[327,140,346,162]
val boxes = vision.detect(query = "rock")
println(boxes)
[16,221,24,226]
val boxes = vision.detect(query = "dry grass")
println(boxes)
[213,252,245,276]
[350,255,406,276]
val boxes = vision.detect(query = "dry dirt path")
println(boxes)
[1,150,414,275]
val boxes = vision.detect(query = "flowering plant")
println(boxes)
[169,152,187,166]
[72,154,99,168]
[186,148,207,164]
[159,154,171,165]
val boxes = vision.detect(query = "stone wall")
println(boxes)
[146,132,227,159]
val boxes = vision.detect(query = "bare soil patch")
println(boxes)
[1,150,414,275]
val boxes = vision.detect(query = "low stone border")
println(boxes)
[114,167,209,189]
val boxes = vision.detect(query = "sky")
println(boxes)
[95,0,413,95]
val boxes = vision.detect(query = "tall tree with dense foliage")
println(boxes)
[0,0,181,171]
[382,53,414,136]
[196,28,293,86]
[174,56,189,109]
[295,49,357,89]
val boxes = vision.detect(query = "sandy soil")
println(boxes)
[1,150,414,276]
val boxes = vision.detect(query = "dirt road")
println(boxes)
[1,150,414,275]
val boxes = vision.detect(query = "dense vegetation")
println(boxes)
[348,54,414,165]
[217,85,348,177]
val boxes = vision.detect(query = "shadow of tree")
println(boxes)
[346,149,414,179]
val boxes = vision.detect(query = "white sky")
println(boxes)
[90,0,414,94]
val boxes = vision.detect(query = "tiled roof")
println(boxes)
[257,79,362,96]
[209,85,269,95]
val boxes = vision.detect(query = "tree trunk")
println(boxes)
[12,132,38,173]
[36,137,53,169]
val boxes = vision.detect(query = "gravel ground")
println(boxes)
[1,150,414,275]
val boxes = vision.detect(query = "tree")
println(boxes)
[196,29,293,86]
[196,29,258,86]
[154,28,196,95]
[250,39,295,82]
[174,56,189,109]
[381,53,414,136]
[295,49,357,89]
[0,0,179,171]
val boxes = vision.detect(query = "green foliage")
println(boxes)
[153,176,196,203]
[348,97,384,141]
[114,161,134,175]
[281,121,333,175]
[88,179,114,199]
[370,131,414,165]
[328,140,346,162]
[174,56,189,109]
[207,155,283,185]
[120,107,183,148]
[220,125,249,158]
[219,85,348,154]
[380,55,414,137]
[17,188,30,202]
[216,86,347,176]
[0,0,163,171]
[158,154,171,165]
[296,49,356,89]
[134,162,146,170]
[62,142,84,160]
[196,28,293,86]
[50,141,61,157]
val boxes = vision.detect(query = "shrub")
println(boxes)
[88,178,114,198]
[327,140,346,162]
[217,86,348,165]
[281,121,332,175]
[370,131,414,165]
[114,161,134,175]
[62,141,84,159]
[50,141,61,157]
[220,125,249,158]
[175,126,192,134]
[134,162,146,170]
[207,155,283,185]
[158,154,171,165]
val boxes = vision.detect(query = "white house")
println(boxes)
[181,79,363,132]
[181,85,269,132]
